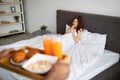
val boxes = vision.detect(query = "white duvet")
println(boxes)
[0,30,107,80]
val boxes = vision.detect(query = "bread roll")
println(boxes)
[11,49,26,63]
[25,46,41,59]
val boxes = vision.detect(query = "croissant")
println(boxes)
[11,49,26,63]
[25,46,42,59]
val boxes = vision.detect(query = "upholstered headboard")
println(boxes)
[57,10,120,53]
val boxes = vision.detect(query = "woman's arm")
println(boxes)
[70,27,82,43]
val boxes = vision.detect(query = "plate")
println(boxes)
[10,58,26,66]
[22,53,58,74]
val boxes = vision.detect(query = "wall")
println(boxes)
[24,0,120,33]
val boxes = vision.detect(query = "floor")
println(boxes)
[0,32,35,46]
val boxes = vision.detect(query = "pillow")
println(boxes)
[65,24,70,33]
[81,29,107,44]
[81,29,107,55]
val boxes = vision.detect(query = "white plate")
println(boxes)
[10,58,26,66]
[22,53,58,74]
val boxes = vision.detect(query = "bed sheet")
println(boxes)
[76,50,119,80]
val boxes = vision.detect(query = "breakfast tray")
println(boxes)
[0,54,45,80]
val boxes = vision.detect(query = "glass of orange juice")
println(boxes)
[43,38,53,56]
[52,40,63,60]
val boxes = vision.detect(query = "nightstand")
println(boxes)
[32,30,51,36]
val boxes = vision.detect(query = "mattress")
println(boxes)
[77,50,119,80]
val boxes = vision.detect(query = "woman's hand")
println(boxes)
[71,25,75,28]
[78,29,82,35]
[70,27,82,43]
[70,26,74,33]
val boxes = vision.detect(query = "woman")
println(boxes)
[66,16,83,43]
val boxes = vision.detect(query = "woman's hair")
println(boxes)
[71,16,83,32]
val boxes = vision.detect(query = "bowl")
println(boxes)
[22,53,58,74]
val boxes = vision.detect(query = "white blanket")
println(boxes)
[0,30,107,80]
[61,30,107,80]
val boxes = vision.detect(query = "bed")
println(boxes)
[57,10,120,80]
[77,50,119,80]
[0,10,120,80]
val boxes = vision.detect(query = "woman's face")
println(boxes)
[72,18,78,28]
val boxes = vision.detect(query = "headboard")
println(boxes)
[57,10,120,53]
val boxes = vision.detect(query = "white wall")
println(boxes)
[24,0,120,33]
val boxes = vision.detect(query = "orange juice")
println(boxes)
[43,38,53,55]
[53,41,63,60]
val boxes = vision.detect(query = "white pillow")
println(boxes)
[65,24,70,33]
[81,29,107,44]
[81,29,107,55]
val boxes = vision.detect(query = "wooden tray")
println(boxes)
[0,53,45,80]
